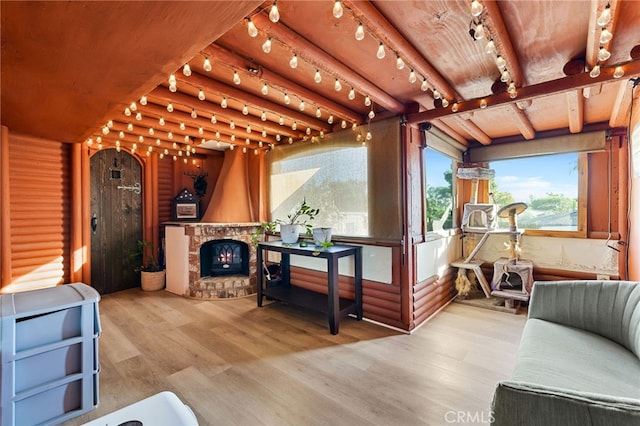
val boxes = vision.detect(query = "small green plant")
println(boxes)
[252,198,320,246]
[319,240,334,249]
[129,240,162,272]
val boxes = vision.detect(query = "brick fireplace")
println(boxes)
[164,223,262,299]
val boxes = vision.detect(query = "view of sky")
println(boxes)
[425,150,579,202]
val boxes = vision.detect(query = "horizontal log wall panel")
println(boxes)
[412,268,455,327]
[158,157,174,224]
[8,136,71,289]
[290,266,403,328]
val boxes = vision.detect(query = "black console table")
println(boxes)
[257,241,362,334]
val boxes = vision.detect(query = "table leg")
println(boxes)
[328,256,339,334]
[257,246,264,307]
[354,248,363,320]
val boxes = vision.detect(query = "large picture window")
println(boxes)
[270,145,369,237]
[424,147,455,232]
[489,152,586,235]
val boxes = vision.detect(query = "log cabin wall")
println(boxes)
[0,130,72,292]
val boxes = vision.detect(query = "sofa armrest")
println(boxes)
[491,380,640,426]
[528,280,640,355]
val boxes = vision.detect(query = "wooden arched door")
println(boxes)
[90,149,143,294]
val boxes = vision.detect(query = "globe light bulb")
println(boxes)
[139,96,147,106]
[355,23,365,41]
[334,79,342,91]
[341,120,347,129]
[299,100,305,111]
[364,95,371,106]
[377,43,386,59]
[247,19,258,37]
[262,38,272,54]
[292,121,297,130]
[480,99,488,109]
[180,122,186,130]
[452,103,459,112]
[471,0,483,17]
[211,114,217,124]
[284,93,291,104]
[148,128,154,135]
[230,121,235,130]
[262,129,267,137]
[333,0,343,18]
[408,70,417,83]
[495,55,507,70]
[246,125,252,133]
[442,99,449,108]
[599,29,613,44]
[261,83,269,95]
[203,57,212,72]
[598,47,611,62]
[221,97,227,108]
[289,54,298,69]
[597,5,611,27]
[316,107,322,118]
[421,79,429,91]
[348,88,356,100]
[167,102,173,112]
[242,104,249,115]
[168,132,173,140]
[135,112,142,121]
[233,71,241,85]
[485,40,496,55]
[314,69,322,83]
[328,115,334,124]
[368,110,375,120]
[124,107,131,116]
[366,131,372,141]
[501,70,510,83]
[433,89,441,100]
[191,109,197,119]
[269,3,280,23]
[589,64,601,78]
[474,23,484,40]
[396,56,405,70]
[613,66,625,78]
[198,89,206,100]
[261,111,267,121]
[198,127,203,135]
[182,64,191,76]
[279,116,284,125]
[127,123,133,131]
[119,131,125,138]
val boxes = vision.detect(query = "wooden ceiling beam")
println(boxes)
[344,0,460,102]
[609,79,635,128]
[566,90,585,133]
[431,120,469,148]
[483,0,525,87]
[407,59,640,125]
[453,116,492,145]
[250,12,406,114]
[147,87,303,138]
[175,71,329,131]
[202,44,364,124]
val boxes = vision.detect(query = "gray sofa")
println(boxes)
[491,280,640,426]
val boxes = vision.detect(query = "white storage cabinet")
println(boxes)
[1,283,101,425]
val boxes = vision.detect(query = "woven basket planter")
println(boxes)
[141,270,166,291]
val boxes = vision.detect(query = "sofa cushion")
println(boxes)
[513,318,640,399]
[528,280,640,357]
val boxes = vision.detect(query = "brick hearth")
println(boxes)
[169,222,262,300]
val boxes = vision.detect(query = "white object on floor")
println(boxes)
[82,391,198,426]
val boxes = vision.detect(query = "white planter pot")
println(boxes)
[313,227,332,245]
[279,224,300,244]
[141,270,166,291]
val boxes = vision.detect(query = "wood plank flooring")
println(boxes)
[62,289,527,426]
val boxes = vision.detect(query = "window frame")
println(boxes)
[422,146,458,236]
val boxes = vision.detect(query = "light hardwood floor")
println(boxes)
[63,288,527,426]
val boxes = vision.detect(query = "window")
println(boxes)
[489,152,586,235]
[424,148,455,232]
[270,145,369,237]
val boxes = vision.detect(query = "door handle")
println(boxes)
[91,214,98,234]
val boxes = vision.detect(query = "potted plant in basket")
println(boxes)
[252,198,320,246]
[130,239,165,291]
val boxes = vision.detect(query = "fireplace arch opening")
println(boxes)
[200,239,249,278]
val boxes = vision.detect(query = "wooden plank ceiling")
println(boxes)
[2,0,640,158]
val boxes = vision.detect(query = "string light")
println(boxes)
[376,43,386,59]
[262,38,272,54]
[332,0,343,18]
[167,102,173,112]
[269,1,280,23]
[221,97,228,108]
[139,96,147,106]
[182,64,191,76]
[408,70,417,84]
[597,4,611,27]
[247,19,258,37]
[203,57,212,72]
[233,71,241,85]
[211,114,217,124]
[198,89,206,101]
[348,88,356,100]
[242,104,249,115]
[191,109,197,119]
[396,56,405,70]
[334,79,342,91]
[261,83,269,95]
[314,69,322,83]
[355,23,365,41]
[289,54,298,68]
[613,66,625,78]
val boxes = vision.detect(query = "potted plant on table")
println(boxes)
[252,198,320,246]
[130,239,165,291]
